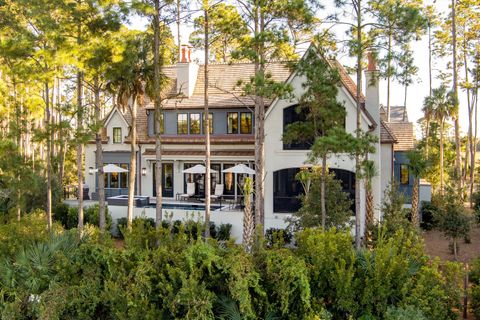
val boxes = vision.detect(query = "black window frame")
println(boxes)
[189,113,201,134]
[203,112,214,134]
[154,112,164,135]
[400,164,409,185]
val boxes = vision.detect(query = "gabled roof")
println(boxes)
[380,105,408,122]
[380,120,397,144]
[104,106,131,127]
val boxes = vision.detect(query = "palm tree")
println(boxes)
[422,96,435,158]
[362,160,377,248]
[429,85,454,195]
[107,31,153,231]
[407,150,427,229]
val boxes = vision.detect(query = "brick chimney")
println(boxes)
[177,44,198,97]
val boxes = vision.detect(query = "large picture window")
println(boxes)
[227,112,238,134]
[283,105,311,150]
[103,163,129,189]
[113,127,122,143]
[190,113,201,134]
[240,112,252,134]
[177,113,188,134]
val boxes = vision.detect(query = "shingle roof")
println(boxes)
[386,122,414,151]
[380,106,408,122]
[380,120,397,144]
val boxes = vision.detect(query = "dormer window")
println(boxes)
[113,127,122,143]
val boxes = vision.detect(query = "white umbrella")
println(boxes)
[222,164,255,175]
[182,164,218,174]
[93,164,128,173]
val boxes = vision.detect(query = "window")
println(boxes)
[227,112,238,134]
[103,163,129,189]
[190,113,201,134]
[400,164,409,185]
[203,113,213,134]
[283,105,312,150]
[113,127,122,143]
[177,113,188,134]
[154,113,164,134]
[240,112,252,134]
[119,164,128,188]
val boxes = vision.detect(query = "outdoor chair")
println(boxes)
[179,183,196,201]
[210,184,224,203]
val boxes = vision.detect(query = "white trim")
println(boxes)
[104,107,129,128]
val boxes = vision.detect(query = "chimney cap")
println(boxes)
[367,51,378,71]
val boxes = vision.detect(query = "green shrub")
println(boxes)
[419,201,439,230]
[384,306,426,320]
[265,228,293,247]
[54,203,112,231]
[471,284,480,320]
[217,223,232,241]
[470,257,480,284]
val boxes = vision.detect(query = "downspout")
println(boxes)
[138,143,142,195]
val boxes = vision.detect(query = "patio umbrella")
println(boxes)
[222,164,255,175]
[182,164,218,174]
[93,164,128,173]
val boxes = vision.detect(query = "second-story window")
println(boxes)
[113,127,122,143]
[227,112,238,134]
[177,113,188,134]
[203,112,213,134]
[190,113,201,134]
[240,112,252,134]
[154,113,164,134]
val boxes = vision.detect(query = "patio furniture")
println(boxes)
[210,184,224,207]
[179,182,196,201]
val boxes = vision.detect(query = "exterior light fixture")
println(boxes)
[142,167,147,176]
[89,167,94,175]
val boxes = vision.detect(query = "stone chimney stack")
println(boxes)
[177,44,198,97]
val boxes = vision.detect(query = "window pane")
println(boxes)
[113,127,122,143]
[203,113,213,134]
[227,112,238,134]
[120,163,128,188]
[177,113,188,134]
[400,165,409,185]
[240,112,252,134]
[110,172,119,188]
[154,113,164,134]
[190,113,201,134]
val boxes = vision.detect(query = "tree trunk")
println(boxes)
[425,117,430,158]
[154,0,163,229]
[440,119,445,195]
[127,95,137,231]
[77,70,84,234]
[204,3,211,238]
[411,177,419,229]
[355,0,363,249]
[451,0,462,191]
[365,184,374,248]
[242,178,254,252]
[254,7,266,234]
[45,81,52,230]
[177,0,181,60]
[321,154,327,229]
[94,76,106,234]
[428,23,433,96]
[386,32,392,122]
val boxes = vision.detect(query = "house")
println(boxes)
[84,44,422,234]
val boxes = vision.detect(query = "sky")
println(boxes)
[128,0,473,138]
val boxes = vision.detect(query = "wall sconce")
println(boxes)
[142,167,147,176]
[89,167,94,175]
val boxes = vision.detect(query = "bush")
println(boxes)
[53,203,112,231]
[217,223,232,241]
[419,201,439,230]
[265,228,293,247]
[471,284,480,320]
[384,306,426,320]
[470,258,480,284]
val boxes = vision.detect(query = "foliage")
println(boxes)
[384,305,426,320]
[380,182,412,236]
[291,169,353,231]
[471,284,480,320]
[419,201,439,230]
[265,228,294,247]
[53,203,112,231]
